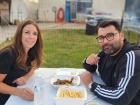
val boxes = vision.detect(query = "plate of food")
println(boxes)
[56,68,81,76]
[50,75,80,88]
[55,86,87,105]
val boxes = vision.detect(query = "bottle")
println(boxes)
[34,74,44,105]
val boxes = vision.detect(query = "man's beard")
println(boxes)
[102,44,121,55]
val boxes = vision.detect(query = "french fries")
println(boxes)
[58,88,84,98]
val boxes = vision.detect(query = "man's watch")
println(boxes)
[88,82,93,89]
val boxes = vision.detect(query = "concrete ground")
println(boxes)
[0,22,86,43]
[38,22,86,30]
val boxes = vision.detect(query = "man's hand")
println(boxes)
[86,54,100,65]
[80,71,93,86]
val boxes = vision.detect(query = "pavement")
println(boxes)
[0,22,86,43]
[38,22,86,30]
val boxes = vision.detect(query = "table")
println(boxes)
[5,68,111,105]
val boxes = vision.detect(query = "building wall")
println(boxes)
[24,0,38,21]
[38,0,65,22]
[0,1,9,24]
[76,0,92,22]
[10,0,28,24]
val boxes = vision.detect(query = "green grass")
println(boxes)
[0,29,139,68]
[42,29,99,68]
[42,29,139,68]
[124,31,140,43]
[0,39,13,49]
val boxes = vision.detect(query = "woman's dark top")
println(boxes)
[0,46,33,105]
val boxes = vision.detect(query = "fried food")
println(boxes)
[53,77,74,85]
[58,88,84,98]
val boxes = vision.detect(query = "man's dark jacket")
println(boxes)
[83,40,140,105]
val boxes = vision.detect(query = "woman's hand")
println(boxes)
[15,88,34,101]
[13,77,27,85]
[13,67,36,86]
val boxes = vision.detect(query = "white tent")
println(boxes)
[10,0,28,24]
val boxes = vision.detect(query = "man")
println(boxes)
[80,20,140,105]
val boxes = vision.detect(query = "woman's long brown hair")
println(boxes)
[13,20,43,69]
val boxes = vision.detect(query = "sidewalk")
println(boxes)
[38,22,86,30]
[0,22,86,43]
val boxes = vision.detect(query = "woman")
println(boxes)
[0,20,43,104]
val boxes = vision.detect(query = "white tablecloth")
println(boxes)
[5,68,111,105]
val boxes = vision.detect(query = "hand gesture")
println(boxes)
[86,54,100,65]
[80,71,93,86]
[13,77,27,85]
[16,88,34,101]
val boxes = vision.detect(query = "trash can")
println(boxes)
[85,23,96,35]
